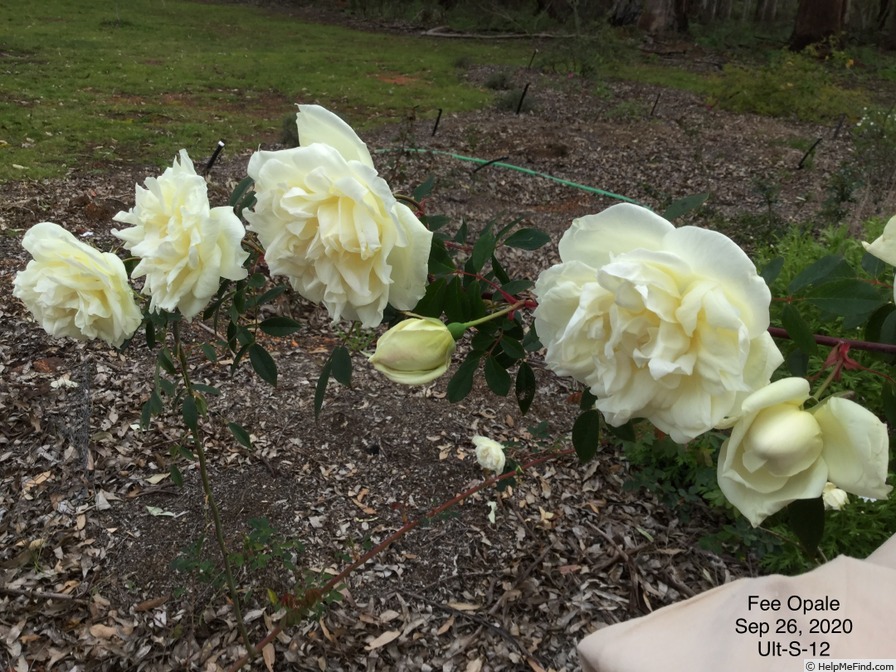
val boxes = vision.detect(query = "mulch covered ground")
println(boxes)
[0,52,881,671]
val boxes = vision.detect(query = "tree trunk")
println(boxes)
[789,0,845,50]
[754,0,777,23]
[637,0,689,32]
[882,0,896,48]
[609,0,642,25]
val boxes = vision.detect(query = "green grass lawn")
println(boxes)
[0,1,529,182]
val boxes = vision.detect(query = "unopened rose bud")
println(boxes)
[822,482,848,510]
[369,317,456,385]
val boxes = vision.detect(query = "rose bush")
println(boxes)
[113,149,249,319]
[13,222,143,347]
[368,317,457,385]
[533,203,783,443]
[244,105,432,328]
[717,377,892,526]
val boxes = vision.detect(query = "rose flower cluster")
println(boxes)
[14,105,892,529]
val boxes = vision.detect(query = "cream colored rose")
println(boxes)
[473,435,506,473]
[368,317,456,385]
[863,214,896,302]
[534,203,783,443]
[113,150,249,319]
[862,214,896,266]
[245,105,432,328]
[14,222,142,347]
[718,377,891,526]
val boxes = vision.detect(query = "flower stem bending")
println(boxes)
[173,321,254,659]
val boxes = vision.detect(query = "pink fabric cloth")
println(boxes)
[578,534,896,671]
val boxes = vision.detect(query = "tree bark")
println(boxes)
[789,0,845,50]
[882,0,896,48]
[609,0,642,25]
[754,0,777,23]
[637,0,689,32]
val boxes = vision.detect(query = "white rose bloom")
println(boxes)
[534,203,783,443]
[113,150,249,319]
[862,214,896,266]
[14,222,143,347]
[862,214,896,302]
[473,435,506,474]
[245,105,432,328]
[718,377,891,526]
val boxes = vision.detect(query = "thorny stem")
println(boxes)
[172,322,254,660]
[768,326,896,355]
[226,447,576,672]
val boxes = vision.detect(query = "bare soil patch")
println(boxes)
[0,58,876,671]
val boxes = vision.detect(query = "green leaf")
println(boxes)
[787,497,824,558]
[865,303,896,344]
[662,192,710,221]
[861,251,890,278]
[157,348,177,376]
[805,278,886,316]
[169,464,184,487]
[882,382,896,427]
[192,383,219,396]
[248,285,288,308]
[228,176,255,207]
[496,458,517,492]
[249,343,277,386]
[412,175,435,201]
[423,214,450,231]
[447,353,481,403]
[605,420,636,442]
[149,388,164,415]
[314,360,333,419]
[331,346,352,387]
[579,388,597,410]
[515,362,536,415]
[228,422,253,450]
[500,279,534,296]
[522,325,542,352]
[780,304,818,356]
[879,311,896,352]
[412,277,448,318]
[491,254,511,285]
[259,316,301,337]
[788,255,853,293]
[503,227,551,250]
[158,378,175,398]
[785,349,810,377]
[760,256,784,286]
[145,320,156,349]
[443,277,466,324]
[484,357,512,396]
[572,410,601,463]
[500,336,526,360]
[468,230,497,274]
[182,394,199,432]
[428,238,455,275]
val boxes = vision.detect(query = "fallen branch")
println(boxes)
[421,26,565,39]
[0,586,88,604]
